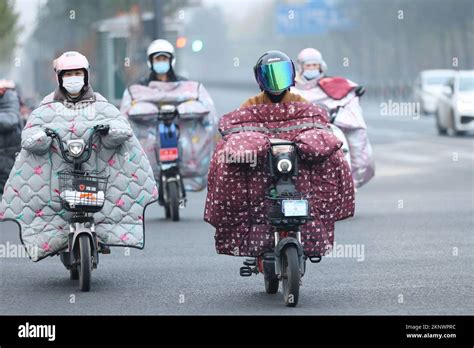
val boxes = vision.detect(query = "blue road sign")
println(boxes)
[276,0,352,36]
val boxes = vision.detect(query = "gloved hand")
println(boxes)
[100,119,133,149]
[21,127,53,155]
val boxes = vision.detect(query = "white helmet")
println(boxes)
[146,39,176,69]
[296,48,328,75]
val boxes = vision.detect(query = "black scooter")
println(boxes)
[156,104,186,221]
[239,139,320,307]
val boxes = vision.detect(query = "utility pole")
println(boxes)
[153,0,164,39]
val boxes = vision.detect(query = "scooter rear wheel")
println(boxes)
[282,245,300,307]
[265,274,279,294]
[78,234,92,292]
[70,269,79,280]
[263,258,279,294]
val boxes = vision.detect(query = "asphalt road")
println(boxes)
[0,86,473,315]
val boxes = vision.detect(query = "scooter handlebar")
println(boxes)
[44,127,57,138]
[44,125,110,164]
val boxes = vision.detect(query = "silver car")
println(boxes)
[414,70,455,115]
[436,70,474,136]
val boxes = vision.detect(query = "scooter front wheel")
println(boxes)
[78,234,92,292]
[282,245,300,307]
[168,181,180,222]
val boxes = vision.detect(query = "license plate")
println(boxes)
[282,200,308,217]
[159,147,179,162]
[73,179,98,193]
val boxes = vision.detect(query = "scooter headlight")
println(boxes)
[160,104,177,114]
[271,142,295,175]
[277,158,292,173]
[67,139,85,157]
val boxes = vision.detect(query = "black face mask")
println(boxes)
[266,90,287,103]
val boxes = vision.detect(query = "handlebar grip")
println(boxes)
[44,128,56,137]
[94,124,110,135]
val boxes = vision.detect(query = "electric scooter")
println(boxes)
[45,125,110,292]
[239,139,320,307]
[328,85,366,168]
[156,104,186,221]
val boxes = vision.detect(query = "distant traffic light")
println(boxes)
[191,40,203,52]
[176,36,187,49]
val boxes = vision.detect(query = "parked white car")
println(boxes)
[436,70,474,135]
[414,70,455,115]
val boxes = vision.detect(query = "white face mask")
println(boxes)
[62,76,84,94]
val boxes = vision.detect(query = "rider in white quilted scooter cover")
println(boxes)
[291,48,375,188]
[0,52,158,261]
